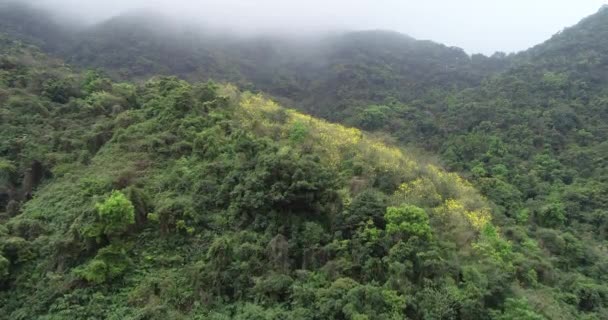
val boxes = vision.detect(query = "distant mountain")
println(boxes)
[508,5,608,93]
[0,3,512,119]
[0,1,73,50]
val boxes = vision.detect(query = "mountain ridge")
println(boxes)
[0,2,514,111]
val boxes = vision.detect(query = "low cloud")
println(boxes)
[21,0,608,54]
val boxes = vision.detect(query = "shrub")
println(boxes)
[74,244,132,284]
[96,190,135,237]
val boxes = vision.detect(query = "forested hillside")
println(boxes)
[341,8,608,319]
[0,35,524,319]
[2,1,608,319]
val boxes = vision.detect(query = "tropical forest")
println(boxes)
[0,1,608,319]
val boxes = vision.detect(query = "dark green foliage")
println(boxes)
[354,105,391,130]
[0,3,513,123]
[338,189,387,235]
[0,255,8,281]
[491,298,546,320]
[0,37,512,319]
[2,3,608,319]
[42,76,80,103]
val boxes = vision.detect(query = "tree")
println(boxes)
[96,190,135,237]
[536,200,566,228]
[355,105,391,131]
[42,77,79,103]
[73,244,132,284]
[491,298,546,320]
[289,121,309,143]
[385,205,431,240]
[0,159,16,186]
[338,190,387,235]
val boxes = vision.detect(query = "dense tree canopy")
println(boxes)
[0,36,510,319]
[1,2,608,319]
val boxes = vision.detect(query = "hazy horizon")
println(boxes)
[18,0,608,55]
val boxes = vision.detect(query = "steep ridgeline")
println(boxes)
[0,36,525,319]
[0,2,512,120]
[517,5,608,88]
[345,7,608,320]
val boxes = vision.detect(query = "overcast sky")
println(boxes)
[27,0,608,55]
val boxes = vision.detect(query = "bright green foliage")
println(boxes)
[474,225,513,264]
[95,190,135,237]
[314,277,406,320]
[385,205,431,240]
[288,121,309,143]
[74,244,132,284]
[491,298,547,320]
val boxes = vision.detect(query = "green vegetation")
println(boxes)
[0,36,514,319]
[95,191,135,237]
[1,2,608,319]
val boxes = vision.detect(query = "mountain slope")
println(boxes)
[363,9,608,319]
[0,35,528,319]
[0,1,73,50]
[517,5,608,87]
[66,13,511,118]
[2,3,608,319]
